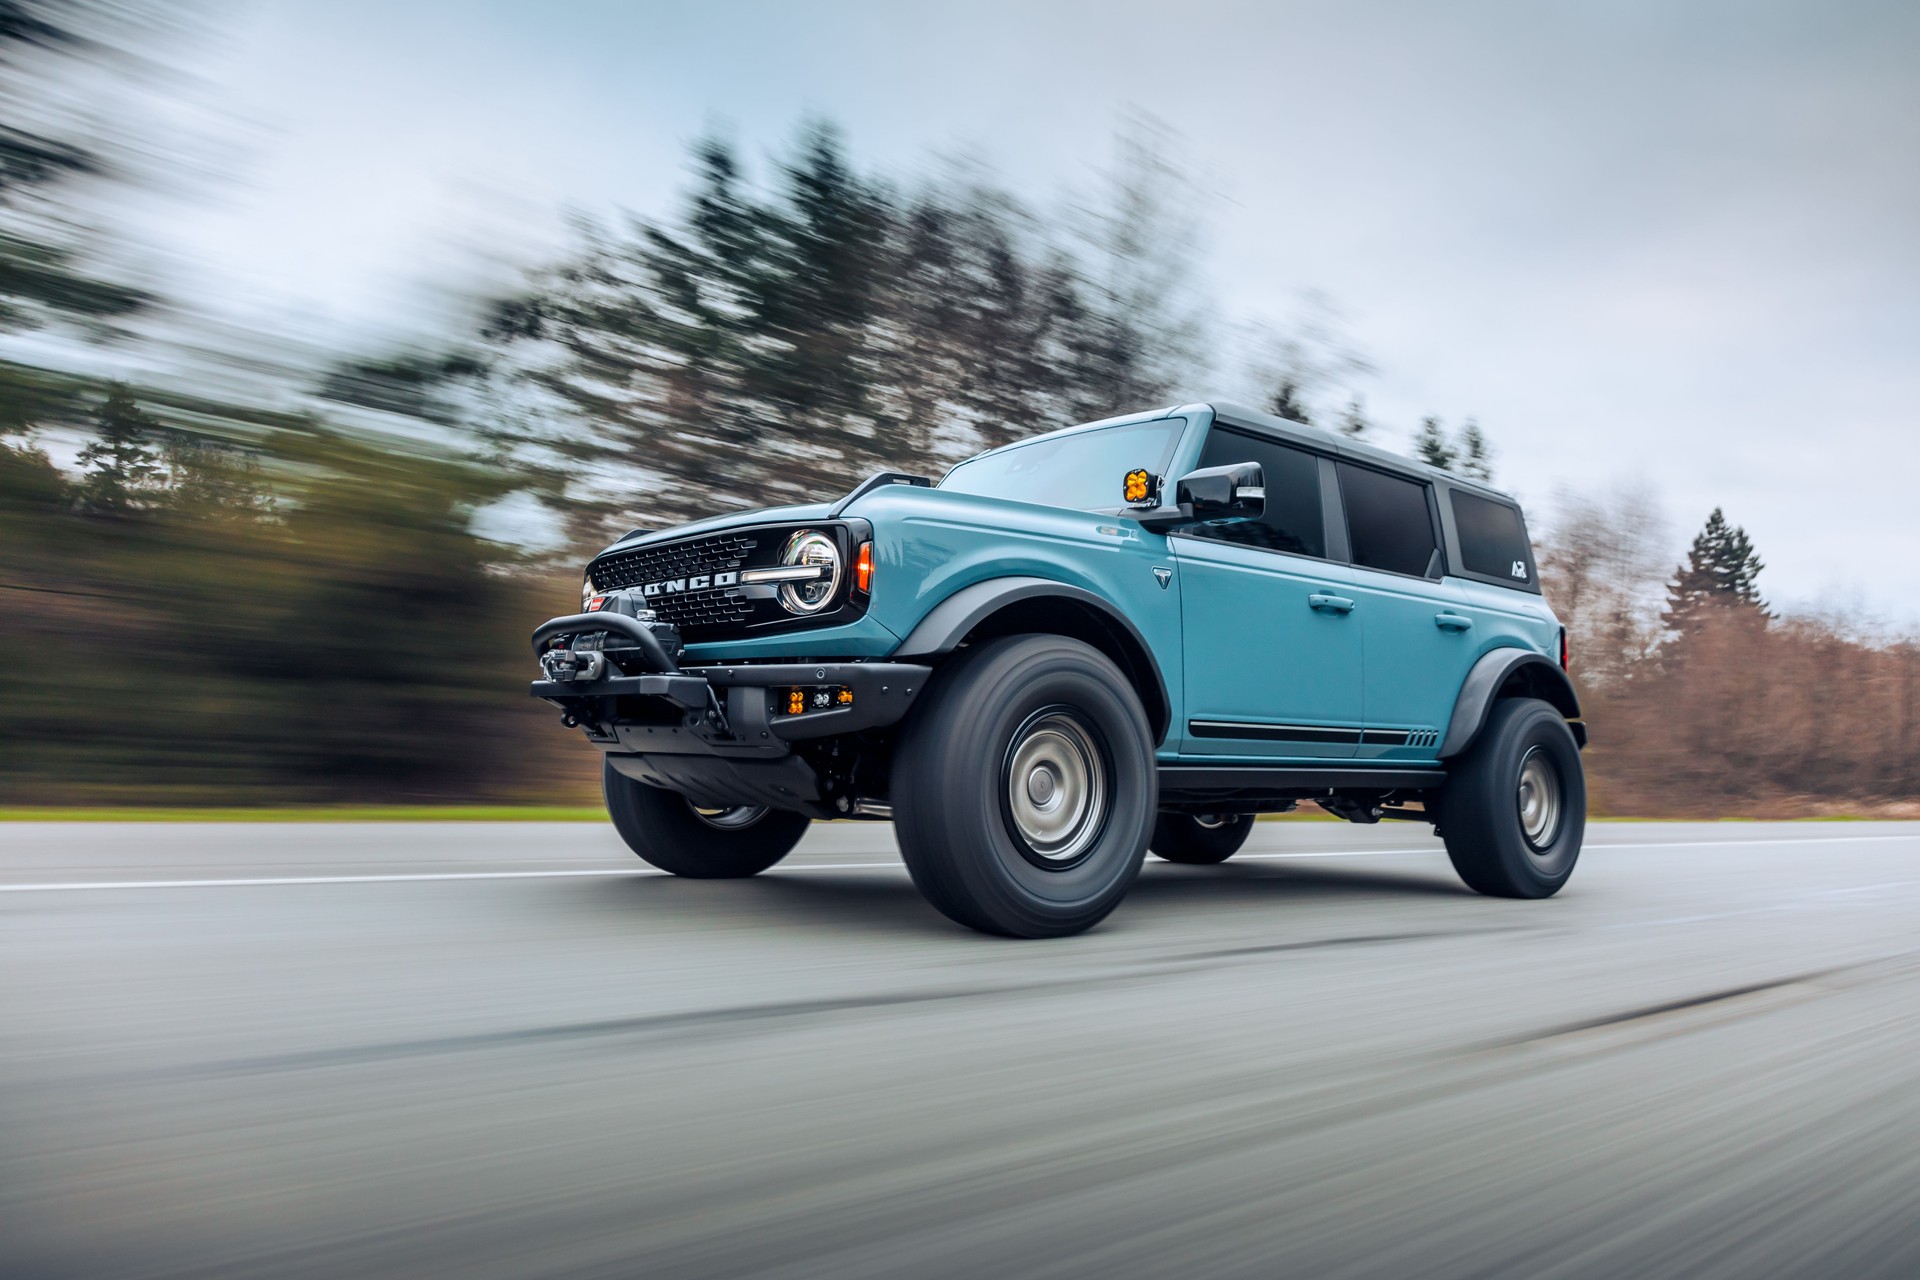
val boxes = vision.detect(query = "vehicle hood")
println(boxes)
[594,480,1140,558]
[595,501,840,556]
[840,481,1136,537]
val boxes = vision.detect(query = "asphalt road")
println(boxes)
[4,819,1919,1279]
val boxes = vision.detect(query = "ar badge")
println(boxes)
[1152,567,1172,589]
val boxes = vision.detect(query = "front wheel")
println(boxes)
[1150,812,1254,864]
[891,635,1156,938]
[603,760,811,877]
[1438,697,1585,898]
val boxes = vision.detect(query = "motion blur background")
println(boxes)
[3,0,1916,814]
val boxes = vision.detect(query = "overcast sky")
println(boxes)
[148,0,1920,621]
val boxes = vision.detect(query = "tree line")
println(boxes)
[364,118,1383,543]
[1541,500,1920,814]
[0,0,555,803]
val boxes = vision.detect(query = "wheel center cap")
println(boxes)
[1026,766,1057,806]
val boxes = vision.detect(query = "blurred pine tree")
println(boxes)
[1663,507,1768,633]
[1414,416,1457,470]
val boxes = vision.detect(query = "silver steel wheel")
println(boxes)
[1515,746,1563,853]
[689,804,769,831]
[1003,709,1108,866]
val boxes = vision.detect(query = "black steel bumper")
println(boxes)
[530,612,931,759]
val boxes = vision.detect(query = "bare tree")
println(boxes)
[1535,482,1672,690]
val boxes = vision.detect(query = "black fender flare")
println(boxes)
[894,576,1172,743]
[1439,649,1585,758]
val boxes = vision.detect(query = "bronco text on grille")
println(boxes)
[589,532,757,635]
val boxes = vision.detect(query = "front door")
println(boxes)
[1173,430,1363,759]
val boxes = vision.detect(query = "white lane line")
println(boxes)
[0,865,852,892]
[0,834,1913,893]
[1235,849,1435,860]
[1239,834,1920,856]
[0,849,1440,893]
[1602,882,1920,929]
[1586,834,1920,850]
[1812,879,1920,896]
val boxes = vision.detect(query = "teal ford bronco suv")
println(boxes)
[531,401,1586,937]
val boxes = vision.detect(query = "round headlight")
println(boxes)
[779,530,842,614]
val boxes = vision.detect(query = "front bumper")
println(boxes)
[530,611,930,811]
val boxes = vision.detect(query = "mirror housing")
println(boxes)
[1135,461,1265,530]
[1177,462,1265,518]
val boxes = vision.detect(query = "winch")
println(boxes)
[579,588,683,665]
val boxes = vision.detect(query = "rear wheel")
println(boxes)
[603,760,811,878]
[1439,697,1585,898]
[892,634,1155,937]
[1150,812,1254,864]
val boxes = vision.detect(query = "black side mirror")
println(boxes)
[1175,461,1265,520]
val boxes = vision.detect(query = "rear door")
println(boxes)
[1333,461,1477,759]
[1173,428,1363,760]
[1443,486,1563,670]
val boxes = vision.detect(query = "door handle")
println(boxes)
[1434,612,1474,631]
[1308,594,1356,615]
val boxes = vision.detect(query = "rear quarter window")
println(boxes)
[1451,491,1535,588]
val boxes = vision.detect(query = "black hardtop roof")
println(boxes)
[958,400,1521,507]
[1183,400,1519,505]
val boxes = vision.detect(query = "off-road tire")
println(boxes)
[891,634,1156,938]
[1150,812,1255,864]
[603,760,811,878]
[1439,697,1585,898]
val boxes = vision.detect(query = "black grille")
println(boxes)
[590,532,758,633]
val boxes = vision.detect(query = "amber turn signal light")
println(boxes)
[855,541,873,593]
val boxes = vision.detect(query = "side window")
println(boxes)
[1186,428,1326,558]
[1451,491,1534,586]
[1338,463,1438,578]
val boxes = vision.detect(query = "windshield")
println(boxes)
[939,419,1186,511]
